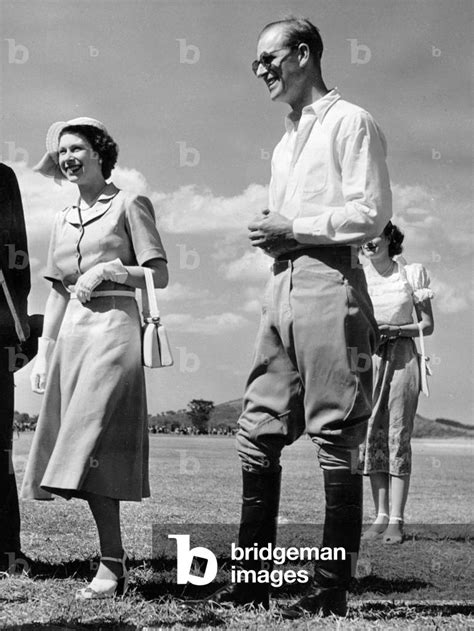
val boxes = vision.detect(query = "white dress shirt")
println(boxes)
[269,88,392,246]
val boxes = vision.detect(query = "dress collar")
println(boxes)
[76,182,119,206]
[64,183,120,227]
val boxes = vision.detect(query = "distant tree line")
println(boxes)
[13,407,473,439]
[13,412,39,432]
[14,399,238,436]
[149,399,236,435]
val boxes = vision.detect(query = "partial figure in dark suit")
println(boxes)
[0,163,31,572]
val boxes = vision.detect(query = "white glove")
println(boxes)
[30,337,56,394]
[74,258,128,303]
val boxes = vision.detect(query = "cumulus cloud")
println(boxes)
[150,183,268,234]
[113,167,149,194]
[154,282,211,302]
[239,286,266,313]
[392,183,434,215]
[12,161,268,250]
[241,299,262,313]
[11,162,76,243]
[11,162,470,320]
[220,249,271,282]
[165,312,251,334]
[389,182,474,266]
[430,278,470,314]
[391,183,440,247]
[211,235,245,262]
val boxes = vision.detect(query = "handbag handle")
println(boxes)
[417,321,426,358]
[402,260,426,360]
[141,267,160,322]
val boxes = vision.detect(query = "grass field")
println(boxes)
[1,433,473,629]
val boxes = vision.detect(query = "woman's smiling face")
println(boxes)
[58,132,103,184]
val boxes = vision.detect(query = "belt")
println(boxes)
[380,335,411,345]
[275,245,353,262]
[272,245,355,274]
[69,290,135,300]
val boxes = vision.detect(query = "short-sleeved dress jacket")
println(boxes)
[21,183,167,501]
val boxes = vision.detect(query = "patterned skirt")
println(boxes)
[359,337,420,476]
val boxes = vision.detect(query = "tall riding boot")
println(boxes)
[282,468,362,618]
[202,467,281,609]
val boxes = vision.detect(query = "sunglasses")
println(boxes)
[251,45,299,76]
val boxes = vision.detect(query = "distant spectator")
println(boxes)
[359,222,434,544]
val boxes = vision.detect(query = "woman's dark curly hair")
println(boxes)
[383,221,404,258]
[59,124,118,179]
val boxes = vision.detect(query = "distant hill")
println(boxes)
[16,400,474,439]
[412,414,474,438]
[209,400,474,439]
[209,399,243,429]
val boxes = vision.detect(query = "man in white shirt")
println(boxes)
[204,17,391,617]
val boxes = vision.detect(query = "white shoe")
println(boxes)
[75,552,129,600]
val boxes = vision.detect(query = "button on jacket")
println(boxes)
[45,183,167,288]
[269,89,392,245]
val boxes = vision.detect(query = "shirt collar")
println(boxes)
[285,88,341,132]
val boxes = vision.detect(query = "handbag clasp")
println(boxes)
[144,316,161,324]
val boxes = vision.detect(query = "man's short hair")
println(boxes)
[260,16,324,63]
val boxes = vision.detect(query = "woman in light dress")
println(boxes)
[22,117,168,598]
[359,222,434,544]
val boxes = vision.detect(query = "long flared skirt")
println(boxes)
[21,295,149,501]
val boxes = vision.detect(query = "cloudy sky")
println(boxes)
[1,0,472,423]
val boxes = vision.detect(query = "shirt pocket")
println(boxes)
[299,132,329,196]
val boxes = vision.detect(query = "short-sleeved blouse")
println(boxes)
[44,183,167,287]
[364,260,434,325]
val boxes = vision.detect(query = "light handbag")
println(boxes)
[417,321,432,397]
[398,260,432,398]
[141,267,173,368]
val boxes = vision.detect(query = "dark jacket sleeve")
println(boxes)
[0,164,31,341]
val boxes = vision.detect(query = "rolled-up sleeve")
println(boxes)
[124,195,167,265]
[292,112,392,245]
